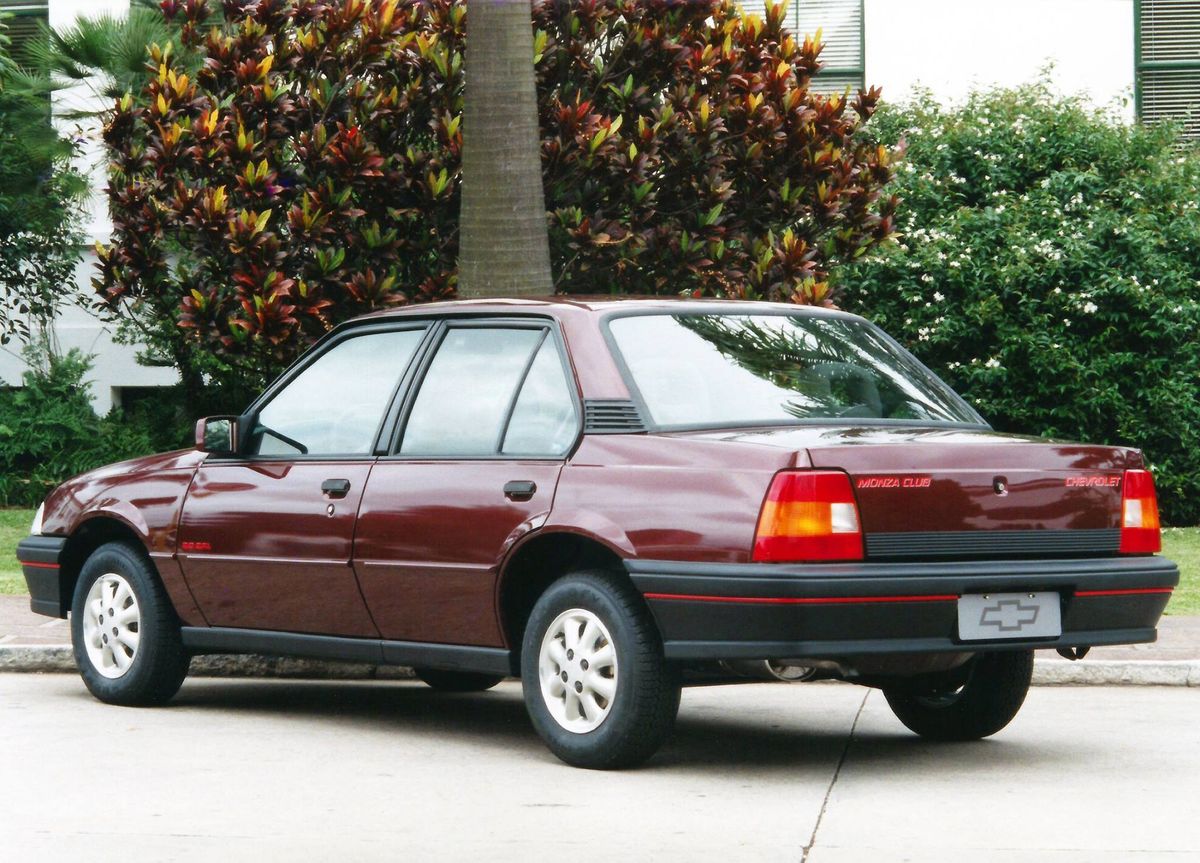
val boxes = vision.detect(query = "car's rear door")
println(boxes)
[177,323,430,636]
[353,319,580,646]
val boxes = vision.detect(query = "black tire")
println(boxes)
[413,667,505,692]
[883,651,1034,741]
[70,541,190,706]
[520,570,681,769]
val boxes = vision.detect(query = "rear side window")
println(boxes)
[250,328,425,456]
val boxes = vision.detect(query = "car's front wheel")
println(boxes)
[520,570,681,769]
[70,542,190,706]
[882,651,1034,741]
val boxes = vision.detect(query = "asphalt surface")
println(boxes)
[1,675,1196,861]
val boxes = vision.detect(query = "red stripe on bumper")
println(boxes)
[1075,587,1174,598]
[18,561,59,570]
[642,592,958,606]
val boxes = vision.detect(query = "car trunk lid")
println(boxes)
[676,426,1138,560]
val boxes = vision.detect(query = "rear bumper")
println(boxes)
[626,556,1179,662]
[16,535,68,618]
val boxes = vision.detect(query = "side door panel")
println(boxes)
[179,461,377,636]
[351,321,580,648]
[176,324,431,638]
[354,461,563,645]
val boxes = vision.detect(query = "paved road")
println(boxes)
[1,675,1196,862]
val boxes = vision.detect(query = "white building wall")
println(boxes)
[0,0,177,415]
[863,0,1136,116]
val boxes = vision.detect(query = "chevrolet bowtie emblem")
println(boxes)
[979,598,1040,632]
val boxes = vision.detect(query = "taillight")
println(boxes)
[1119,469,1161,554]
[752,470,863,562]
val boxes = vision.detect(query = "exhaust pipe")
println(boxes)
[722,660,819,682]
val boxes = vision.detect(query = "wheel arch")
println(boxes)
[55,515,152,617]
[496,529,630,657]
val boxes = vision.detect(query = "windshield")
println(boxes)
[607,312,984,429]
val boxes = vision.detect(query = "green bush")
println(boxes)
[836,83,1200,525]
[0,345,160,506]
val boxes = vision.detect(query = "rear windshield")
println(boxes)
[607,312,983,429]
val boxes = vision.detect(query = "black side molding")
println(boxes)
[181,627,514,676]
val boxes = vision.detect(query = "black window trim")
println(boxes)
[228,320,436,462]
[383,316,583,462]
[598,306,991,434]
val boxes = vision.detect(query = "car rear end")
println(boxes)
[602,306,1179,671]
[631,440,1177,668]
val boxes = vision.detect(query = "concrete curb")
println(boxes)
[0,645,414,680]
[3,645,1197,686]
[1033,658,1200,687]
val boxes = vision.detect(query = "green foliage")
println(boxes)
[0,13,86,343]
[97,0,896,394]
[836,83,1200,524]
[0,342,156,507]
[23,0,180,113]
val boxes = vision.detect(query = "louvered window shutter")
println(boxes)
[0,2,48,67]
[1137,0,1200,141]
[742,1,865,94]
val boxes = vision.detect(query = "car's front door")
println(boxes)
[354,321,580,646]
[178,324,429,636]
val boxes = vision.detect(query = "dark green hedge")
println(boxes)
[837,84,1200,525]
[0,347,168,506]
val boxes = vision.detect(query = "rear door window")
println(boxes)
[400,326,577,457]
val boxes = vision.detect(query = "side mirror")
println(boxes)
[195,416,239,455]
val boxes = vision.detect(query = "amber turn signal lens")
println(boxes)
[1119,469,1161,554]
[752,471,863,562]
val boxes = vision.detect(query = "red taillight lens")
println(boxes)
[752,471,863,562]
[1119,469,1161,554]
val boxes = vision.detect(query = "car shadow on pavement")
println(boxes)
[147,678,1089,773]
[167,678,545,749]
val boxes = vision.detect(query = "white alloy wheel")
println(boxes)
[81,572,141,679]
[538,607,619,733]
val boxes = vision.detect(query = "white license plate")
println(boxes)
[957,592,1062,641]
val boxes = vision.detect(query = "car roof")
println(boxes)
[351,295,861,324]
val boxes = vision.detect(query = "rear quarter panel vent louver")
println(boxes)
[583,400,647,434]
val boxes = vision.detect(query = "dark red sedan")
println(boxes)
[18,299,1178,768]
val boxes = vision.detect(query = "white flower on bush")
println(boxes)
[933,291,945,302]
[1082,301,1098,314]
[984,358,1001,369]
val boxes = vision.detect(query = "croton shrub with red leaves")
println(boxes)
[97,0,896,389]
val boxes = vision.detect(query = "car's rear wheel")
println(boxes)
[520,570,680,769]
[70,542,190,706]
[882,650,1034,741]
[413,667,505,692]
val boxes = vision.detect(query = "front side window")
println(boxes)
[401,326,577,457]
[250,328,425,456]
[607,313,983,429]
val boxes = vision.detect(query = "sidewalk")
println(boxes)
[3,593,1198,684]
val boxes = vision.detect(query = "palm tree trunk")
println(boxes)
[458,0,553,298]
